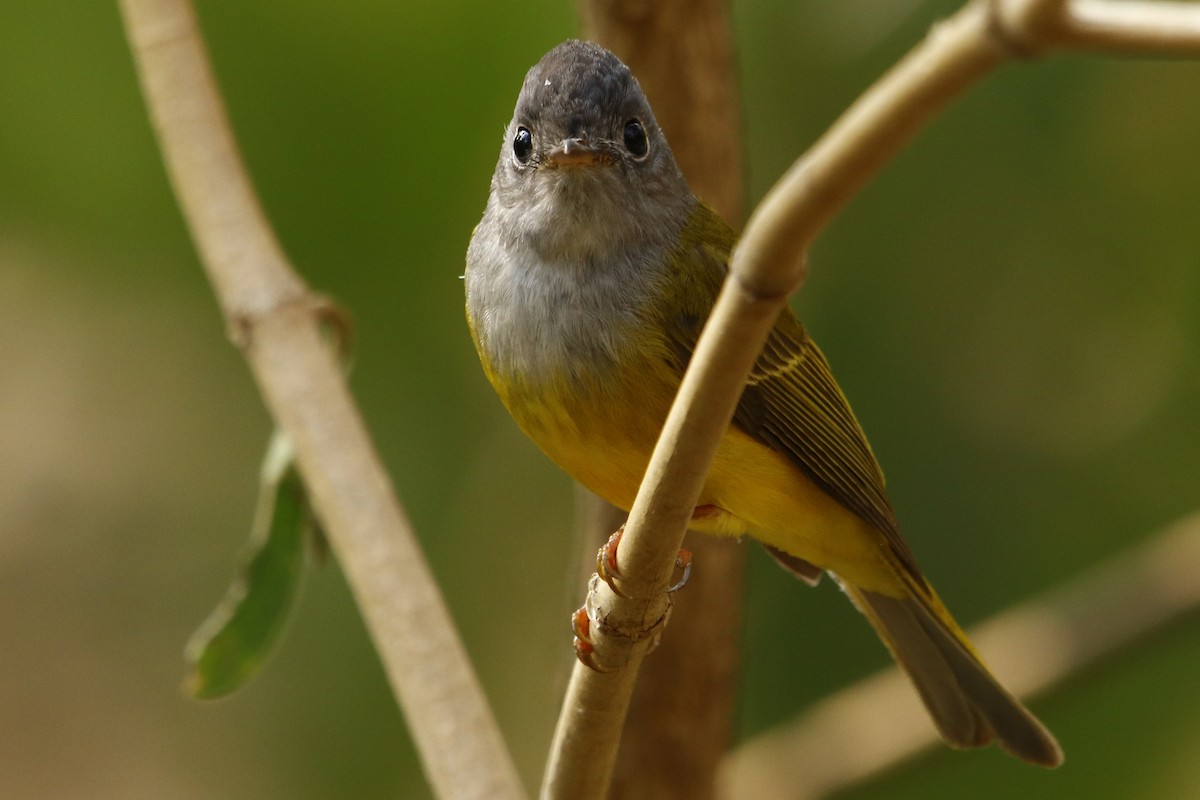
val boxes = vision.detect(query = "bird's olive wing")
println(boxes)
[660,204,921,580]
[733,311,923,580]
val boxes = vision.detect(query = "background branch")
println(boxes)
[118,1,526,798]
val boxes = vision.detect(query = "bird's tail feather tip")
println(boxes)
[848,583,1063,768]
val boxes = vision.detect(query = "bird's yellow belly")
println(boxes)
[506,380,669,513]
[700,427,897,593]
[507,381,897,595]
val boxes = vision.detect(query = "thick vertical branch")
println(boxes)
[118,2,526,798]
[576,2,746,799]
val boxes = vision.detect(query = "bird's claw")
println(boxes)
[572,606,613,673]
[596,525,629,598]
[578,524,695,670]
[596,524,694,598]
[667,549,693,593]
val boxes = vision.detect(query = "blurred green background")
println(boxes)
[3,0,1199,797]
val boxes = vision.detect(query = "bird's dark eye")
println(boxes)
[513,126,533,163]
[623,119,648,158]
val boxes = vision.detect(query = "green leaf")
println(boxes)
[185,430,313,699]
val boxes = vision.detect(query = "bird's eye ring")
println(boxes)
[513,126,533,164]
[623,119,648,158]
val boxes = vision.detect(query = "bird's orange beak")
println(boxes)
[545,138,601,168]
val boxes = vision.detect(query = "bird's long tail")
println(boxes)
[840,575,1063,767]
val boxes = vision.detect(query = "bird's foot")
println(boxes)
[596,525,629,598]
[596,525,693,598]
[571,606,613,673]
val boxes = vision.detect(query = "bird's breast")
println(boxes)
[468,240,665,385]
[467,250,681,509]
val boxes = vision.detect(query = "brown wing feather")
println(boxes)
[733,312,924,582]
[661,202,923,583]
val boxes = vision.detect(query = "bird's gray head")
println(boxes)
[485,40,693,262]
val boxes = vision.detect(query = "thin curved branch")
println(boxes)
[543,1,1200,797]
[118,2,526,798]
[1000,0,1200,54]
[720,510,1200,799]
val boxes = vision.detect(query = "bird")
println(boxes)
[464,38,1062,767]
